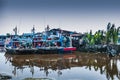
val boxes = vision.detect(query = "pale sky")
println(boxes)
[0,0,120,35]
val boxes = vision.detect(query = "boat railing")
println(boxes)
[33,39,60,42]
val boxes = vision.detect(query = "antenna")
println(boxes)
[44,16,46,30]
[18,17,22,35]
[58,19,61,29]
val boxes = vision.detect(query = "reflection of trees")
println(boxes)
[105,58,119,80]
[75,54,120,80]
[4,53,120,80]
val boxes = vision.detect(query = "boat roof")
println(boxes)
[22,33,33,36]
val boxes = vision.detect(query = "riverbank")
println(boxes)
[76,44,120,57]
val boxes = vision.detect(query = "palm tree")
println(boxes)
[106,23,120,45]
[117,27,120,35]
[110,24,115,44]
[116,26,120,44]
[107,22,111,31]
[93,30,105,44]
[106,22,112,44]
[86,30,92,43]
[88,30,95,45]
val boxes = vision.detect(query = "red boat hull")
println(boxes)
[63,47,76,51]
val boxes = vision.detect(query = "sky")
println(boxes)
[0,0,120,35]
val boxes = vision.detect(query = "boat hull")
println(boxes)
[6,48,37,54]
[5,47,76,54]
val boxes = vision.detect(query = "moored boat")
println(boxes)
[5,26,76,54]
[0,35,6,51]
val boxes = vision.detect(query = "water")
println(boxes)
[0,51,120,80]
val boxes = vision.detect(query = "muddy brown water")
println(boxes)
[0,51,120,80]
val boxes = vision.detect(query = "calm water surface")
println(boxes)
[0,52,120,80]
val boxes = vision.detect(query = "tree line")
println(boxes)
[85,22,120,45]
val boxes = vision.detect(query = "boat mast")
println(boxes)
[31,25,35,36]
[13,26,17,36]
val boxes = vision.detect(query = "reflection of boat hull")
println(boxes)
[5,47,76,54]
[0,47,5,52]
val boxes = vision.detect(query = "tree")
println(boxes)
[106,23,119,45]
[117,27,120,35]
[106,22,112,44]
[93,30,105,44]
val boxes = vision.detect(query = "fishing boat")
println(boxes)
[0,40,5,51]
[5,33,36,54]
[32,29,76,54]
[0,35,6,51]
[5,26,76,54]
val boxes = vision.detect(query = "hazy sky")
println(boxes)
[0,0,120,35]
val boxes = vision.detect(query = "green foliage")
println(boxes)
[86,30,95,45]
[105,23,119,45]
[85,22,120,45]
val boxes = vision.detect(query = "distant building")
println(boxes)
[50,28,78,36]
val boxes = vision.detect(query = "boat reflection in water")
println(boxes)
[5,52,120,80]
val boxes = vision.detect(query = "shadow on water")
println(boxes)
[4,52,120,80]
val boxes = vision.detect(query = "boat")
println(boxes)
[0,35,6,51]
[32,29,76,54]
[0,40,5,51]
[5,27,76,54]
[5,33,35,54]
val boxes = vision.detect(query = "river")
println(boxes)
[0,51,120,80]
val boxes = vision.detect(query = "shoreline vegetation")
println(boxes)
[72,22,120,57]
